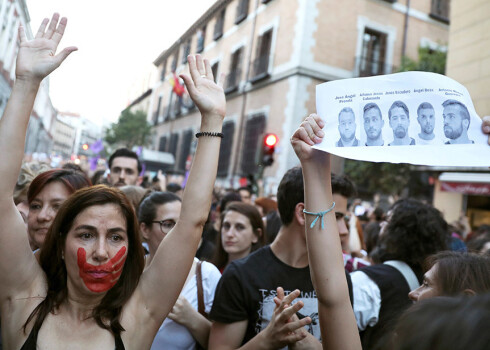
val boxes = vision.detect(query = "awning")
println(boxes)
[439,172,490,196]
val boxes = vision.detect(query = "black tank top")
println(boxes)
[20,323,126,350]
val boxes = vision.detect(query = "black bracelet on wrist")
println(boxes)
[195,131,224,138]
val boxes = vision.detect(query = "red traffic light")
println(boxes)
[82,143,89,151]
[264,133,278,147]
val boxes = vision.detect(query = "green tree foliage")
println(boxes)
[398,46,447,75]
[344,160,411,196]
[105,109,152,149]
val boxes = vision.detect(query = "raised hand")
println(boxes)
[16,13,77,83]
[290,114,326,162]
[179,55,226,119]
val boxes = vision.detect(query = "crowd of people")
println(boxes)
[0,13,490,350]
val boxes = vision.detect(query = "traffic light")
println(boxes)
[261,133,278,167]
[82,143,89,151]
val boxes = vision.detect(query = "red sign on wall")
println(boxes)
[440,182,490,196]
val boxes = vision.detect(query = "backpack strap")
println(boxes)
[196,261,206,317]
[383,260,419,291]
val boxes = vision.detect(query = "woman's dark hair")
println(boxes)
[391,295,490,350]
[364,221,381,255]
[424,251,490,296]
[219,191,242,212]
[24,185,145,337]
[27,168,92,203]
[138,191,181,225]
[212,202,265,270]
[377,199,448,270]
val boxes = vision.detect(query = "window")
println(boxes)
[158,136,168,152]
[358,28,387,77]
[225,48,243,94]
[211,61,220,83]
[218,122,235,177]
[241,114,266,175]
[160,60,167,81]
[252,29,272,81]
[172,95,182,118]
[214,9,226,41]
[430,0,450,23]
[171,53,179,72]
[235,0,249,25]
[196,25,206,53]
[154,96,163,125]
[178,129,194,171]
[169,133,179,159]
[182,39,191,64]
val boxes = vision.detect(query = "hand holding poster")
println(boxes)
[314,72,490,167]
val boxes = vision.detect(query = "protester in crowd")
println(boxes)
[120,185,148,213]
[138,191,221,349]
[90,169,108,185]
[208,164,356,349]
[391,295,490,350]
[254,196,281,243]
[289,113,362,350]
[61,162,85,173]
[14,162,51,225]
[150,170,167,192]
[466,231,490,255]
[166,182,184,197]
[212,201,265,273]
[196,211,218,262]
[0,14,225,349]
[351,198,448,349]
[237,186,253,205]
[408,251,490,302]
[363,221,382,264]
[107,147,142,187]
[26,168,91,251]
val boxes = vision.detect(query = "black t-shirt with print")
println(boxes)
[210,246,320,346]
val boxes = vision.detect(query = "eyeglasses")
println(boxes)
[152,219,176,234]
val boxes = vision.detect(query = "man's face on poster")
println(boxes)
[417,108,435,135]
[338,111,356,142]
[389,107,410,139]
[443,105,465,139]
[363,108,383,140]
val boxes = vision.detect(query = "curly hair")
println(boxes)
[378,199,448,269]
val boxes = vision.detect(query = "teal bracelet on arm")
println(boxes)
[303,202,336,229]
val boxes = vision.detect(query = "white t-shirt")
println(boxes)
[150,258,222,350]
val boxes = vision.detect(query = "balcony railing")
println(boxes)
[356,56,392,77]
[250,55,270,83]
[224,68,242,94]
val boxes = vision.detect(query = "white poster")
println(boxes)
[315,72,490,167]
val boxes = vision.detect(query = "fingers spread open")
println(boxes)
[217,72,225,88]
[52,17,68,45]
[18,26,27,44]
[187,55,201,83]
[276,287,285,301]
[35,18,49,39]
[54,46,78,67]
[283,315,312,333]
[204,58,213,80]
[45,13,60,39]
[195,54,206,76]
[180,74,197,96]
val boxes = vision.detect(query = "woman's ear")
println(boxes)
[252,228,262,244]
[462,288,476,297]
[140,222,150,241]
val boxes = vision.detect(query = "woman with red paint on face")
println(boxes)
[0,14,226,350]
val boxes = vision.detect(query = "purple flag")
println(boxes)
[90,139,104,154]
[89,156,100,171]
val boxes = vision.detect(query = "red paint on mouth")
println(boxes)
[77,246,127,293]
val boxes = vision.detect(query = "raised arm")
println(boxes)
[0,14,76,301]
[290,114,361,350]
[136,55,225,326]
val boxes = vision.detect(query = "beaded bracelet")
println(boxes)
[303,202,336,229]
[195,131,224,138]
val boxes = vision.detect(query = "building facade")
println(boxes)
[431,0,490,228]
[146,0,449,192]
[1,0,57,155]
